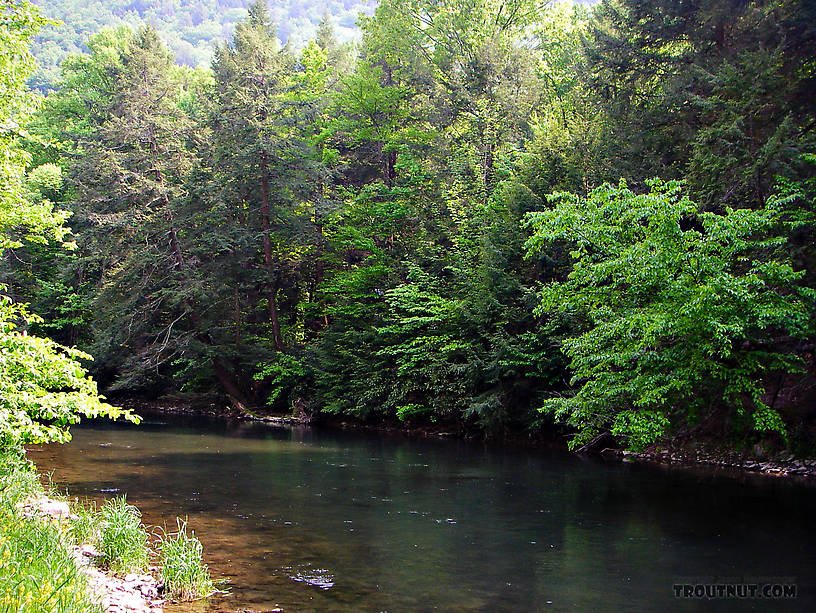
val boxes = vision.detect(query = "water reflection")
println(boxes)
[32,413,815,612]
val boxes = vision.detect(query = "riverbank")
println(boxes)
[0,448,213,612]
[600,444,816,481]
[0,449,163,612]
[117,395,816,483]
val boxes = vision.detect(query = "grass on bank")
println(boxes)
[68,498,101,551]
[0,448,103,613]
[0,448,215,610]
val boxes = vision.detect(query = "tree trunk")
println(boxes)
[382,66,398,188]
[233,284,241,347]
[483,140,494,200]
[385,149,397,187]
[211,357,251,410]
[165,209,185,269]
[259,150,284,351]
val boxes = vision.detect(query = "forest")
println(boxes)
[29,0,374,88]
[2,0,816,457]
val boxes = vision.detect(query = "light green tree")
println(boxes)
[0,0,136,446]
[525,179,815,451]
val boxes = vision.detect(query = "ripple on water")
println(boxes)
[286,566,335,590]
[34,415,816,613]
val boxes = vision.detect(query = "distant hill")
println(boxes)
[30,0,374,88]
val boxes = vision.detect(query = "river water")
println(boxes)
[32,413,814,612]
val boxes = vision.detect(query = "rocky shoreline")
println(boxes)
[600,447,816,481]
[17,495,165,613]
[117,396,816,483]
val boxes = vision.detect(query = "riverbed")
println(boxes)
[32,412,815,612]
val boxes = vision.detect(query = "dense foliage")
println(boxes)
[0,0,136,447]
[525,179,814,451]
[5,0,816,453]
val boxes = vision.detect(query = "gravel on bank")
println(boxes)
[600,447,816,480]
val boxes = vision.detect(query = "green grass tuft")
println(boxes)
[159,519,214,600]
[68,498,101,549]
[99,496,150,573]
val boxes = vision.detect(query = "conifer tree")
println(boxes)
[206,0,322,354]
[70,26,197,391]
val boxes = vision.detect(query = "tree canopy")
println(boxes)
[4,0,815,454]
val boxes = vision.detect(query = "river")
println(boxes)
[32,412,814,612]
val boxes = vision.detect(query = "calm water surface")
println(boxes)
[32,413,815,612]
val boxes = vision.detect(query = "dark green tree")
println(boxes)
[185,0,326,407]
[586,0,816,206]
[66,26,198,392]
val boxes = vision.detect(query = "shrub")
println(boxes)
[525,179,814,450]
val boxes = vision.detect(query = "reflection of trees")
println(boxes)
[40,424,816,612]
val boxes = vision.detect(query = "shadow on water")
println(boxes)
[31,412,816,613]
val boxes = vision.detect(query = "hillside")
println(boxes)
[30,0,373,88]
